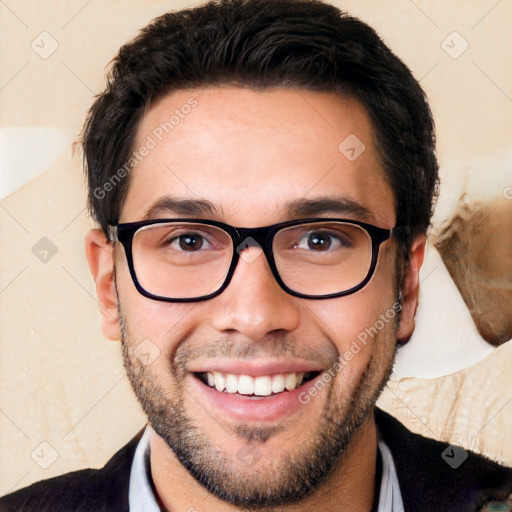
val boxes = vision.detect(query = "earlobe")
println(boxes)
[396,234,426,344]
[84,229,122,341]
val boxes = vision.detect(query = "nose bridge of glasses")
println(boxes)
[236,223,273,245]
[235,225,271,244]
[233,225,275,265]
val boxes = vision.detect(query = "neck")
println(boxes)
[150,412,379,512]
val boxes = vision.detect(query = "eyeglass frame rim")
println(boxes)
[107,217,396,302]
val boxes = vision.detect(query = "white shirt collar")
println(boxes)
[129,425,161,512]
[129,424,404,512]
[377,430,405,512]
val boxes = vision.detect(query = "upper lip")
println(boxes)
[188,359,326,376]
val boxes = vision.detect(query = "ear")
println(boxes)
[85,229,122,341]
[396,234,426,344]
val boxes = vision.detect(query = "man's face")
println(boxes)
[105,87,405,506]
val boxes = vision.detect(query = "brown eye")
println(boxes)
[296,230,352,252]
[177,234,204,251]
[307,232,332,251]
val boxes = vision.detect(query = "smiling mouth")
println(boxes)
[195,371,321,397]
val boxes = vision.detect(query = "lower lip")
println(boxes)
[191,373,323,422]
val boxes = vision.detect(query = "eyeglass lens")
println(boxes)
[131,221,373,299]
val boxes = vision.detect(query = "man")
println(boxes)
[1,0,511,510]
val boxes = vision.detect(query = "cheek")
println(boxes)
[115,258,198,359]
[302,259,397,378]
[306,286,397,348]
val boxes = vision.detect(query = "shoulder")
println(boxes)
[0,428,144,512]
[375,407,512,512]
[0,468,109,512]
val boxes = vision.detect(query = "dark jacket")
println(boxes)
[1,408,511,511]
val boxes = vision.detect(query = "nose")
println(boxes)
[211,246,301,340]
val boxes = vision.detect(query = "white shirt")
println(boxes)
[129,425,404,512]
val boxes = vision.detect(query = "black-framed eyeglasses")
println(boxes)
[108,218,395,302]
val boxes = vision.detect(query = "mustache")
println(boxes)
[173,333,339,373]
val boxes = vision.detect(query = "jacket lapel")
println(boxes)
[375,408,512,512]
[98,426,146,511]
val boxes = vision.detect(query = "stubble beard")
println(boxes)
[118,307,397,509]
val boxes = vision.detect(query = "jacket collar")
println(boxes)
[374,408,512,512]
[101,426,146,511]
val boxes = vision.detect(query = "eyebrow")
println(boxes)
[285,196,373,221]
[143,195,373,222]
[143,197,221,219]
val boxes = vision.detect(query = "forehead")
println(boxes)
[121,87,395,227]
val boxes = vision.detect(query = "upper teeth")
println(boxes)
[205,372,305,396]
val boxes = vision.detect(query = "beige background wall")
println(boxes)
[1,0,510,494]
